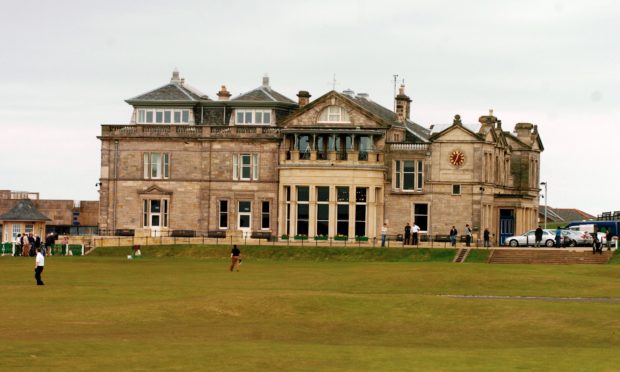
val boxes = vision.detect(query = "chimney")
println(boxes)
[170,68,181,84]
[356,93,369,99]
[514,123,534,144]
[478,108,497,134]
[297,90,311,107]
[217,85,231,101]
[262,74,270,88]
[394,84,412,122]
[342,89,355,97]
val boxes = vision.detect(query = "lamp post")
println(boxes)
[540,182,547,229]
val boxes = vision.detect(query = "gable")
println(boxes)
[281,91,390,129]
[431,124,482,142]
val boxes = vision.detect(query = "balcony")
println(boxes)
[387,143,430,152]
[280,150,384,165]
[100,125,281,139]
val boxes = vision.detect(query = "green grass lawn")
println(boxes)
[1,247,620,371]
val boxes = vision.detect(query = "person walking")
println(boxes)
[449,226,458,247]
[412,223,420,246]
[380,223,388,248]
[465,224,472,247]
[404,223,411,246]
[230,244,241,272]
[34,248,45,285]
[483,228,491,248]
[606,230,613,251]
[534,225,543,248]
[22,234,30,256]
[555,227,562,248]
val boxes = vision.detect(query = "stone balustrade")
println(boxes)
[101,124,281,138]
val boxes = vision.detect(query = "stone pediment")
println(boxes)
[138,185,173,195]
[431,124,482,142]
[281,91,391,130]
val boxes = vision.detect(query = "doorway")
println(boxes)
[499,209,515,245]
[238,201,252,238]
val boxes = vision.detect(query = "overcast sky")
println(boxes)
[0,0,618,215]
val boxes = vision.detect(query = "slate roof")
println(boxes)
[232,86,295,104]
[346,94,430,142]
[127,83,205,103]
[551,208,595,221]
[0,199,51,222]
[538,206,565,222]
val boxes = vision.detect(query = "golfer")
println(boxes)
[230,245,241,272]
[34,248,45,285]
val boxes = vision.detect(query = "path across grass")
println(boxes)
[1,250,619,370]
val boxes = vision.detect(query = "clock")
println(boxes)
[449,150,465,167]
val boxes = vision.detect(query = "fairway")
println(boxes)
[2,250,620,371]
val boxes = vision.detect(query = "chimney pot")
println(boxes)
[217,85,232,101]
[297,90,311,107]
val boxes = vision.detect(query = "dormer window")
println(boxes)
[318,106,350,123]
[235,109,272,125]
[137,109,191,124]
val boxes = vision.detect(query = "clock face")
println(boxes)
[449,150,465,167]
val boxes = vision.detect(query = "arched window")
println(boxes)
[318,106,350,123]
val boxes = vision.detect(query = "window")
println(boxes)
[143,153,170,179]
[142,199,169,227]
[219,200,228,229]
[12,224,20,240]
[355,188,367,237]
[235,110,272,125]
[318,106,350,123]
[316,186,329,236]
[233,153,259,181]
[393,160,424,191]
[414,204,428,231]
[137,109,191,124]
[261,201,270,230]
[285,186,291,236]
[25,224,33,234]
[297,186,309,236]
[452,184,461,195]
[337,186,349,237]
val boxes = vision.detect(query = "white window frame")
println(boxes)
[143,152,170,179]
[219,200,229,229]
[12,224,20,240]
[232,153,259,181]
[261,201,270,230]
[137,109,191,124]
[142,198,169,228]
[318,106,350,123]
[235,109,272,125]
[393,160,424,192]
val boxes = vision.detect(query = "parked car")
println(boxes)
[545,229,592,247]
[505,230,556,247]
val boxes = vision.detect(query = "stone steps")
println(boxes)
[453,248,469,263]
[488,249,612,264]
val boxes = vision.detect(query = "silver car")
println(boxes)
[505,230,556,247]
[545,229,592,247]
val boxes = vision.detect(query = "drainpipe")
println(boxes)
[112,140,119,232]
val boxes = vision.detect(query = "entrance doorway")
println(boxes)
[499,209,515,245]
[238,201,252,238]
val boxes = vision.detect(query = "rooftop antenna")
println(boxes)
[331,73,337,90]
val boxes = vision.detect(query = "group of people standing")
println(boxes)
[380,223,481,248]
[449,224,479,247]
[14,232,60,257]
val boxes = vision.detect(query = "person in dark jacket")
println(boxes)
[230,245,241,272]
[483,228,491,248]
[449,226,458,247]
[534,226,543,248]
[404,223,411,246]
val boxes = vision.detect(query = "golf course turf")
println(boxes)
[1,246,619,371]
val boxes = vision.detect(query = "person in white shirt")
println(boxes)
[381,223,388,247]
[412,223,421,246]
[34,248,45,285]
